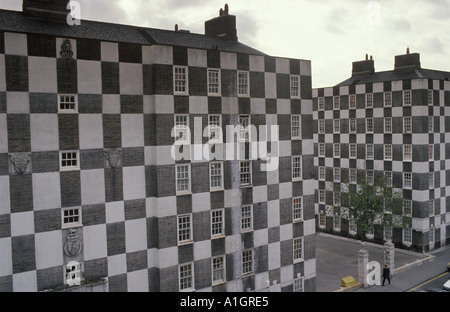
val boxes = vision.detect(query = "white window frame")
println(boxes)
[403,144,412,161]
[319,189,326,204]
[293,237,304,263]
[318,143,325,157]
[403,90,412,106]
[174,66,188,95]
[292,156,302,181]
[333,119,340,133]
[428,90,433,106]
[367,170,374,185]
[174,114,190,144]
[65,261,82,286]
[349,94,356,109]
[238,115,250,142]
[318,97,325,111]
[293,275,304,292]
[292,197,303,222]
[349,168,357,184]
[210,161,224,191]
[176,164,191,195]
[237,71,250,97]
[179,262,194,291]
[403,227,412,244]
[429,144,434,161]
[290,75,300,99]
[384,92,392,107]
[385,171,392,187]
[366,93,373,108]
[403,199,412,217]
[334,143,340,158]
[58,94,78,113]
[212,256,226,285]
[318,119,325,134]
[211,209,225,238]
[403,172,412,189]
[429,172,434,189]
[384,144,392,160]
[291,115,301,139]
[242,249,253,275]
[239,160,252,186]
[349,144,357,159]
[333,96,340,110]
[60,150,80,171]
[366,144,374,160]
[334,167,341,182]
[428,116,433,133]
[177,214,193,245]
[318,166,325,181]
[366,118,374,133]
[241,205,253,232]
[384,117,392,133]
[61,207,82,229]
[208,114,222,143]
[429,199,435,217]
[207,68,221,96]
[403,117,412,133]
[349,118,357,134]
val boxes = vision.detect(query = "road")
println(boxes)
[406,271,450,292]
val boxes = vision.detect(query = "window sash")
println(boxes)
[291,115,301,138]
[241,205,253,232]
[239,161,252,186]
[238,71,249,96]
[242,250,253,275]
[290,75,300,98]
[211,209,224,237]
[293,238,304,261]
[179,263,193,290]
[292,156,302,180]
[178,214,192,243]
[174,66,188,94]
[212,256,225,284]
[176,164,191,193]
[210,162,223,190]
[208,69,220,95]
[293,197,303,221]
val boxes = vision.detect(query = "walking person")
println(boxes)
[382,265,391,286]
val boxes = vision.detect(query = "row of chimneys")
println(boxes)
[22,0,239,41]
[22,1,421,74]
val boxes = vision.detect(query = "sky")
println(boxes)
[1,0,449,87]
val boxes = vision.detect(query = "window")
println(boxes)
[319,189,326,204]
[385,171,392,187]
[429,200,435,217]
[334,143,340,158]
[179,263,194,291]
[318,166,325,181]
[293,276,304,292]
[292,156,302,180]
[384,117,392,133]
[428,90,433,106]
[237,71,249,96]
[176,164,191,194]
[349,119,356,133]
[349,144,357,159]
[333,119,340,133]
[241,205,253,232]
[174,115,190,143]
[333,96,340,110]
[384,92,392,107]
[403,227,412,244]
[208,69,221,95]
[403,172,412,189]
[403,200,412,216]
[65,261,82,286]
[59,94,77,112]
[210,162,223,191]
[211,209,224,237]
[333,191,341,206]
[178,214,192,244]
[318,143,325,157]
[239,160,252,186]
[349,94,356,109]
[429,227,435,244]
[334,167,341,182]
[367,170,374,185]
[384,144,392,160]
[60,151,79,170]
[293,197,303,221]
[62,207,82,228]
[174,66,188,94]
[290,75,300,98]
[429,145,434,161]
[242,249,253,275]
[366,118,373,133]
[349,218,357,233]
[349,168,357,184]
[334,214,341,229]
[239,115,250,142]
[366,144,374,160]
[212,256,225,284]
[403,145,412,161]
[291,115,301,139]
[384,226,393,240]
[318,119,325,134]
[384,197,393,213]
[208,114,222,143]
[403,117,412,133]
[429,172,434,189]
[366,93,373,108]
[319,213,326,227]
[318,97,325,111]
[428,116,433,133]
[293,237,304,262]
[403,90,411,106]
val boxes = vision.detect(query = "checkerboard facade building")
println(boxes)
[0,2,316,291]
[313,51,450,253]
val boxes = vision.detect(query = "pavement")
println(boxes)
[315,232,450,292]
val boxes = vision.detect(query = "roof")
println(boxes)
[336,67,450,87]
[0,9,266,56]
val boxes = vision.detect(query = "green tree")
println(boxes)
[338,175,405,242]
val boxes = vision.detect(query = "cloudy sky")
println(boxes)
[2,0,449,87]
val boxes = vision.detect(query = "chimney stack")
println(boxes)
[205,4,238,41]
[22,0,70,21]
[352,54,375,77]
[394,48,421,71]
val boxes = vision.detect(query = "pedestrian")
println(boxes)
[382,265,391,286]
